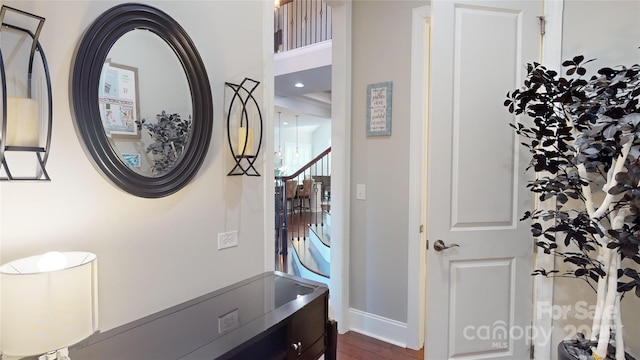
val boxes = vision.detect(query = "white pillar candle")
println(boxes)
[238,126,254,156]
[6,96,39,147]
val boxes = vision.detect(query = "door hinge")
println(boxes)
[537,16,545,36]
[419,224,424,233]
[426,239,429,250]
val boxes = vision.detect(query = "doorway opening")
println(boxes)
[272,0,333,287]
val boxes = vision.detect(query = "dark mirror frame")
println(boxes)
[71,3,213,198]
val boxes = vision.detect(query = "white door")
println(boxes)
[426,1,540,359]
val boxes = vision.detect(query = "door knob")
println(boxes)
[433,239,459,252]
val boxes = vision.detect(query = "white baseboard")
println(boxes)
[348,308,408,348]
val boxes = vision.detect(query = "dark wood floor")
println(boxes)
[337,331,424,359]
[284,210,327,238]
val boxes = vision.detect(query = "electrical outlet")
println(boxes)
[218,231,238,250]
[218,309,240,333]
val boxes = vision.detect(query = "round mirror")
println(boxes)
[71,3,213,198]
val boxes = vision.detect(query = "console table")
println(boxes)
[70,272,336,359]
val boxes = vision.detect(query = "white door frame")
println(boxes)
[405,0,564,355]
[264,0,276,273]
[325,0,352,333]
[264,0,352,333]
[406,4,431,350]
[532,1,563,359]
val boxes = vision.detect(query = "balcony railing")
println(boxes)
[274,0,332,53]
[275,147,331,255]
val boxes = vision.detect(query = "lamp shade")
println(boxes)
[0,251,98,357]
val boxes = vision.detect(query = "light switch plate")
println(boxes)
[356,184,366,200]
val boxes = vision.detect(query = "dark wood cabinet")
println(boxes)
[70,272,335,360]
[288,295,325,359]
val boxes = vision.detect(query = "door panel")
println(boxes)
[450,258,514,356]
[452,6,521,228]
[426,1,540,359]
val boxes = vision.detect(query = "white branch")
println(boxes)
[614,253,625,360]
[590,248,608,341]
[611,207,629,230]
[594,249,618,358]
[593,141,632,219]
[603,158,617,194]
[610,212,627,360]
[578,163,596,217]
[592,207,628,345]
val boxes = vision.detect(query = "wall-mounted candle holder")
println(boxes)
[225,78,263,176]
[0,6,53,181]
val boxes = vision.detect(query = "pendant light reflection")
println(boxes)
[276,111,283,158]
[294,115,300,158]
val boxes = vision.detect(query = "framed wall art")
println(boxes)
[98,60,141,139]
[366,81,392,136]
[122,153,141,168]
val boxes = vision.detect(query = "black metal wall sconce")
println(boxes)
[225,78,263,176]
[0,6,53,181]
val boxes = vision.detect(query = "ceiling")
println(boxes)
[274,65,332,131]
[274,65,331,98]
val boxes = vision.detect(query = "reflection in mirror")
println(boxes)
[99,30,192,177]
[71,3,213,198]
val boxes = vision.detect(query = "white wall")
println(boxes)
[0,0,267,351]
[276,121,331,177]
[550,1,640,358]
[350,0,426,325]
[312,122,331,156]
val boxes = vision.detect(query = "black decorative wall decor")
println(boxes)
[0,6,53,181]
[226,78,263,176]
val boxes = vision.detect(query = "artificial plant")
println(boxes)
[138,110,191,173]
[505,55,640,360]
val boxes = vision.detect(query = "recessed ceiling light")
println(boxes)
[283,122,289,125]
[294,82,304,88]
